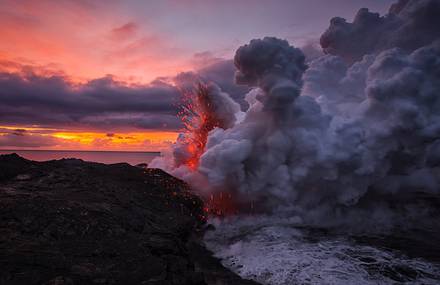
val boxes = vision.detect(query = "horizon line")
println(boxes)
[0,149,162,153]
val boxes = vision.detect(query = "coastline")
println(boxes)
[0,153,258,285]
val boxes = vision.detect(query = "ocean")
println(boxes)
[205,216,440,285]
[0,150,160,165]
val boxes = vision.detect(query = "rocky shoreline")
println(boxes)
[0,154,258,285]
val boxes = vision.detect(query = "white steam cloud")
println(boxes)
[151,0,440,230]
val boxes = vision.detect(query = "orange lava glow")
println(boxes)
[176,84,244,217]
[178,83,227,170]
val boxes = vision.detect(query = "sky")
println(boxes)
[0,0,394,151]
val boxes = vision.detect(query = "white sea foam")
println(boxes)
[204,216,440,285]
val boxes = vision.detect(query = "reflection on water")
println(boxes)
[0,150,160,165]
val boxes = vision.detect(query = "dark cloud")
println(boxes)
[320,0,440,62]
[0,132,60,148]
[12,129,26,136]
[0,53,250,132]
[234,37,307,110]
[234,37,306,87]
[0,68,182,130]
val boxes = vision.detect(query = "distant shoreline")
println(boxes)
[0,150,161,165]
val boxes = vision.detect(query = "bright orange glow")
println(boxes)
[0,125,179,151]
[52,131,177,146]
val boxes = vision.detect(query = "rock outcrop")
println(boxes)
[0,154,258,285]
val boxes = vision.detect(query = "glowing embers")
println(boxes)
[204,192,240,216]
[177,83,227,170]
[202,191,258,217]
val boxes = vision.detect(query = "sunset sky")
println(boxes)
[0,0,393,151]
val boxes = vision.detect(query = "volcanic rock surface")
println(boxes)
[0,154,258,285]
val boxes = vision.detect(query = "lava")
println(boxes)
[176,83,244,216]
[177,83,229,170]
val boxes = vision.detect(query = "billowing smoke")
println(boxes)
[151,0,440,230]
[320,0,440,62]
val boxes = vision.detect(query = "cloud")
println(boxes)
[299,40,324,61]
[110,22,139,41]
[234,37,306,87]
[320,0,440,62]
[0,1,195,83]
[0,132,61,148]
[190,51,223,69]
[11,128,26,136]
[178,43,323,110]
[0,66,182,131]
[173,57,250,109]
[0,51,253,141]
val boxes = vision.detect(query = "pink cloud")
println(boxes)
[0,1,193,83]
[110,22,139,41]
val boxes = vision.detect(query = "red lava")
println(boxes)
[178,83,229,170]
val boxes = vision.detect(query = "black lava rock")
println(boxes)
[0,154,258,285]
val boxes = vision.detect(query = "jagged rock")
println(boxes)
[0,154,259,285]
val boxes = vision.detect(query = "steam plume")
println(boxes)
[151,0,440,229]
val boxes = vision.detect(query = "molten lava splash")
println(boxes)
[177,83,244,216]
[178,83,228,170]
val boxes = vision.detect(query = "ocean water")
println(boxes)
[0,150,160,165]
[204,215,440,285]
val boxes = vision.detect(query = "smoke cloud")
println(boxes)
[320,0,440,62]
[151,0,440,231]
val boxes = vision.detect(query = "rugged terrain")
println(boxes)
[0,153,258,285]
